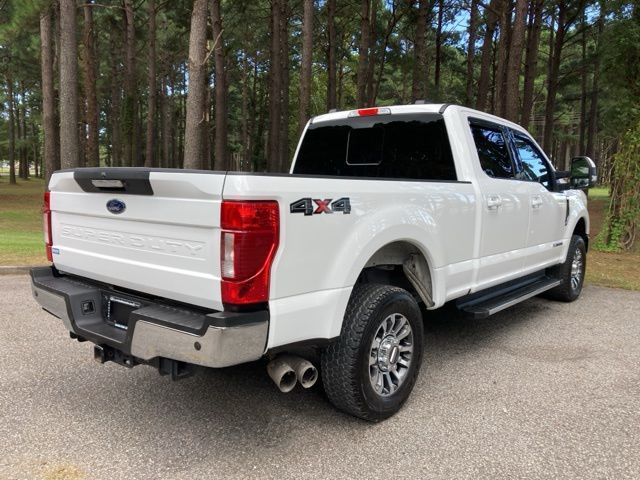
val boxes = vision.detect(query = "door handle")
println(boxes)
[487,195,502,210]
[531,195,543,209]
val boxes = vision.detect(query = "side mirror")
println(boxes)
[570,156,597,190]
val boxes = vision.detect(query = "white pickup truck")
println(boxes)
[31,104,597,421]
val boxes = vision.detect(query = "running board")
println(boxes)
[457,276,561,319]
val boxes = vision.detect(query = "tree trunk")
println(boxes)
[17,89,27,179]
[412,0,430,102]
[241,50,250,168]
[59,0,79,170]
[268,0,282,171]
[122,0,136,167]
[586,11,603,159]
[108,21,122,167]
[7,74,17,185]
[279,1,290,171]
[326,0,337,110]
[161,77,171,169]
[183,0,209,169]
[543,2,566,154]
[579,11,587,153]
[365,0,377,105]
[356,0,370,107]
[465,0,479,106]
[211,0,228,170]
[434,0,444,93]
[503,0,527,122]
[145,0,157,168]
[520,0,543,128]
[298,0,314,134]
[476,0,501,111]
[494,0,511,116]
[82,1,99,167]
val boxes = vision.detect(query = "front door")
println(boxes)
[469,121,530,289]
[510,130,567,271]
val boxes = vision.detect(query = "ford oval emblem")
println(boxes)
[106,199,126,215]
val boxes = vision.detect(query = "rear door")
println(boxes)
[468,120,530,289]
[509,130,567,270]
[49,169,226,310]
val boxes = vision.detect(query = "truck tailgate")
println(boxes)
[49,169,225,310]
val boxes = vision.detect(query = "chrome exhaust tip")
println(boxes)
[267,357,297,393]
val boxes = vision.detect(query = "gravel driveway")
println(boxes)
[1,274,638,479]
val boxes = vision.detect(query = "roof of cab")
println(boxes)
[311,103,447,124]
[309,103,529,135]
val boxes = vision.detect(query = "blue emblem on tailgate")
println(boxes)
[106,199,126,215]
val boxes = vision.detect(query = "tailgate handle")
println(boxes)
[91,179,126,190]
[74,169,154,195]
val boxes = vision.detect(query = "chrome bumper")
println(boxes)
[30,267,268,368]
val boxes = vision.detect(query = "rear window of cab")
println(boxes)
[293,113,457,181]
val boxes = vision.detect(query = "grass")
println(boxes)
[583,187,640,291]
[0,174,638,291]
[0,175,47,265]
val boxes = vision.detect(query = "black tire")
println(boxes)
[321,284,424,422]
[544,234,587,302]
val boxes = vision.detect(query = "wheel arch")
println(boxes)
[354,240,436,308]
[573,216,589,251]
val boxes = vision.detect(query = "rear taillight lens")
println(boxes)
[220,200,279,306]
[43,191,53,262]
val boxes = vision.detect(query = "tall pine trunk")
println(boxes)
[493,0,511,116]
[476,0,501,111]
[356,0,370,107]
[412,0,430,102]
[7,73,16,185]
[586,10,604,159]
[579,12,587,153]
[465,0,479,106]
[543,2,567,154]
[145,0,157,168]
[298,0,313,134]
[211,0,228,170]
[279,2,290,171]
[503,0,527,122]
[40,7,59,185]
[434,0,444,93]
[268,0,282,171]
[183,0,209,169]
[60,0,80,168]
[520,0,543,128]
[82,1,99,167]
[326,0,337,110]
[59,0,79,170]
[122,0,136,167]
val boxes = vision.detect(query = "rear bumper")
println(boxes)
[30,267,268,368]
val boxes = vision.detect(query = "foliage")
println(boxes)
[595,122,640,251]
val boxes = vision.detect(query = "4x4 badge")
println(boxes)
[290,197,351,216]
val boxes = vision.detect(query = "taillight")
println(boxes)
[43,191,53,262]
[220,200,279,306]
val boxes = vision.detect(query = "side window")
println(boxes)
[470,124,514,179]
[512,133,551,189]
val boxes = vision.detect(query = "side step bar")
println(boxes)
[457,275,561,319]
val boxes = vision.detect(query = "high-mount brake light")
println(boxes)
[348,107,392,117]
[43,192,53,262]
[220,200,279,306]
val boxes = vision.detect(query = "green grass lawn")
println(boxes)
[0,175,48,265]
[0,174,638,291]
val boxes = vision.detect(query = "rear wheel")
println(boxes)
[545,234,587,302]
[321,284,424,421]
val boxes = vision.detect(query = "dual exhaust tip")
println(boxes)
[267,355,318,392]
